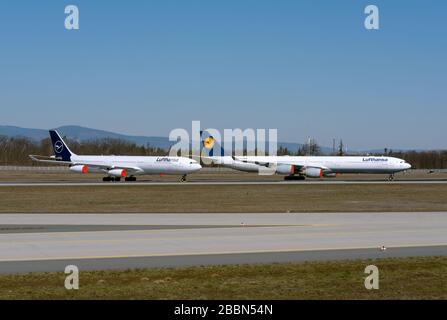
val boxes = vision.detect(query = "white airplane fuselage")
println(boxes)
[31,130,202,181]
[69,155,202,175]
[211,155,411,175]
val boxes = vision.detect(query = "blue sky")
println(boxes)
[0,0,446,149]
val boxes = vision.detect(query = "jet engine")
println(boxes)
[108,169,127,177]
[230,161,261,172]
[69,165,88,174]
[275,164,296,175]
[303,167,323,178]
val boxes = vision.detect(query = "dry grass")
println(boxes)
[0,170,445,183]
[0,257,446,299]
[0,184,446,213]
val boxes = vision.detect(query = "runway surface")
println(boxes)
[0,212,446,273]
[1,180,447,187]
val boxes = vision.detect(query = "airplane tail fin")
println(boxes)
[49,130,76,161]
[200,130,228,157]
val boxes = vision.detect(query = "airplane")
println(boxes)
[199,131,412,181]
[30,130,202,182]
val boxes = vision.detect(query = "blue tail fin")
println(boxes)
[200,130,227,157]
[49,130,75,161]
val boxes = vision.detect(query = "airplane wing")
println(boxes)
[232,156,308,168]
[72,161,144,174]
[29,155,144,174]
[233,156,332,174]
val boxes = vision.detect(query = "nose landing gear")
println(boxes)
[180,175,187,182]
[388,174,395,181]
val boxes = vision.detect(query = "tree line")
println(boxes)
[1,135,446,169]
[277,140,447,169]
[0,136,166,166]
[383,150,447,170]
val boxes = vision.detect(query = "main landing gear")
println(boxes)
[103,176,121,182]
[102,176,137,182]
[284,175,306,181]
[180,174,187,182]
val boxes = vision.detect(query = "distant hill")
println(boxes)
[0,125,49,141]
[0,125,173,149]
[0,125,313,152]
[1,124,412,154]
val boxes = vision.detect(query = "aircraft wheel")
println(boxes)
[103,177,111,182]
[284,175,305,181]
[114,177,121,182]
[180,175,187,182]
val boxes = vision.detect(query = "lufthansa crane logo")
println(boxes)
[203,137,215,149]
[54,141,64,153]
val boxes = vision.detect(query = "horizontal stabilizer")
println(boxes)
[29,155,72,165]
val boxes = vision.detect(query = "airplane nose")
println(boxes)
[405,163,412,170]
[191,163,202,171]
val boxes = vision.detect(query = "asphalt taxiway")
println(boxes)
[0,212,446,273]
